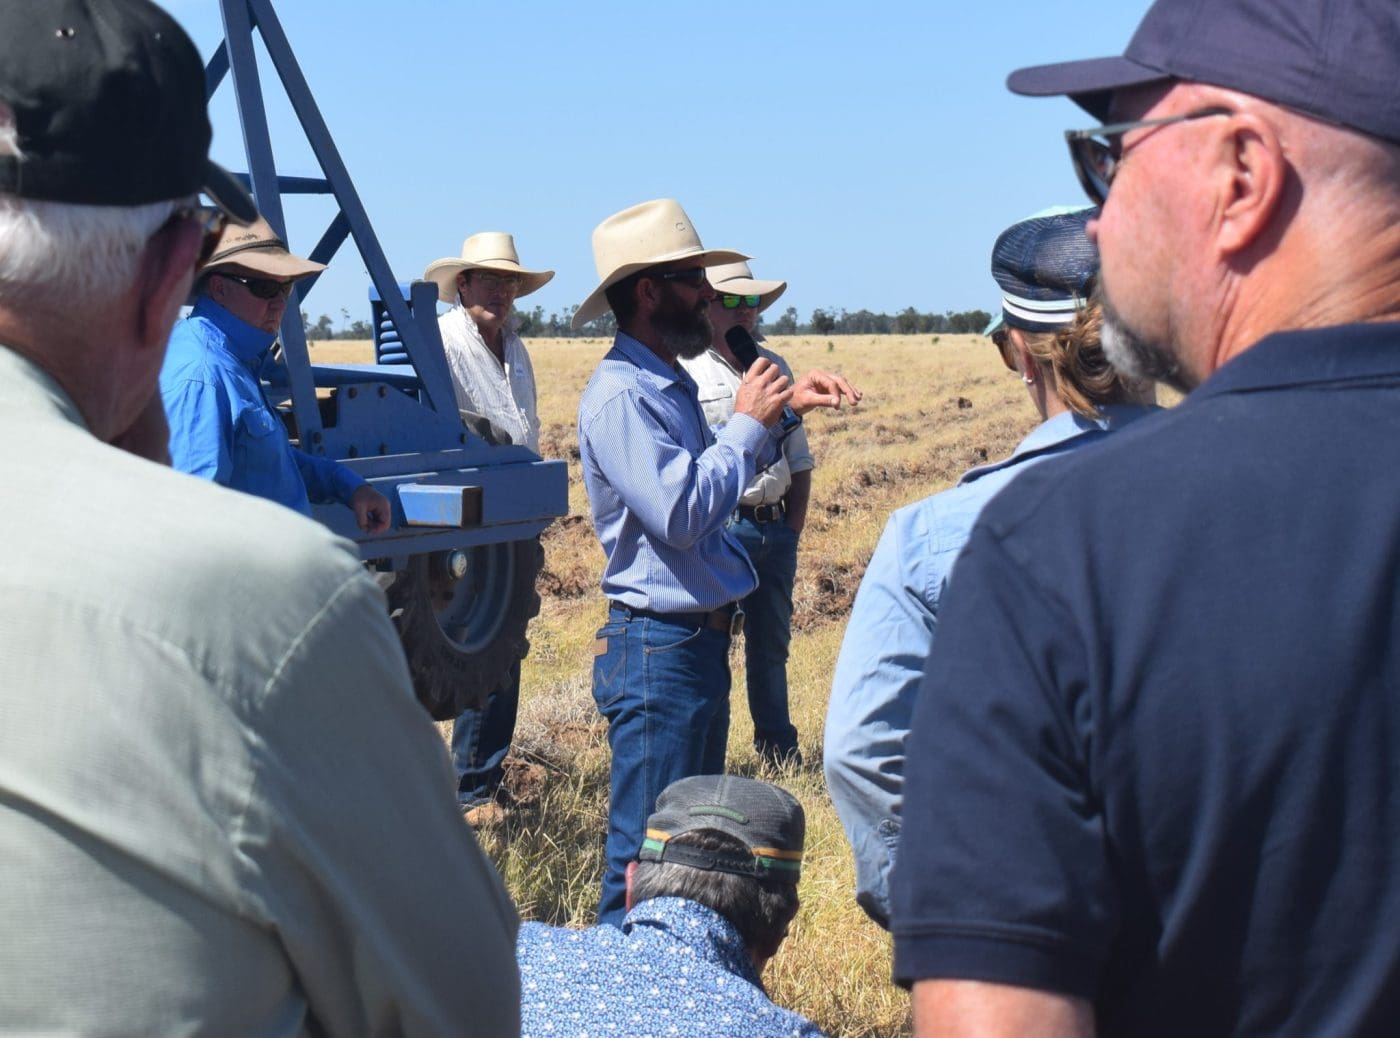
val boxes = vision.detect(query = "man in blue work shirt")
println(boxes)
[574,198,857,926]
[517,774,826,1037]
[891,1,1400,1034]
[161,215,391,531]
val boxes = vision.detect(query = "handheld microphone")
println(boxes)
[724,326,802,435]
[724,325,761,370]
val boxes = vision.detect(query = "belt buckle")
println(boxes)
[729,606,745,637]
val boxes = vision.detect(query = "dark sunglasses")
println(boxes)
[219,271,298,300]
[720,293,761,310]
[650,267,707,287]
[164,204,227,270]
[1064,107,1232,205]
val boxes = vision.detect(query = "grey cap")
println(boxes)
[638,775,805,884]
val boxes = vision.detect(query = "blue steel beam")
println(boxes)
[216,0,324,451]
[204,39,229,98]
[230,173,334,195]
[244,0,459,422]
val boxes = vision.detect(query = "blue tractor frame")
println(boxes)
[206,0,567,718]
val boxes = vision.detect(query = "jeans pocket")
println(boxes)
[642,622,706,655]
[592,623,628,712]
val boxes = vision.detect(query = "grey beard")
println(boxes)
[659,314,712,359]
[1101,299,1196,393]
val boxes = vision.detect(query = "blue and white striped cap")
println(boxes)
[984,205,1099,336]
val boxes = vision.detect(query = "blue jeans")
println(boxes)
[450,659,521,807]
[592,606,732,927]
[731,516,800,757]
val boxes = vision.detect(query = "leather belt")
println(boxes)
[609,601,745,637]
[738,502,785,523]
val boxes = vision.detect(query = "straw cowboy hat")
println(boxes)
[572,198,747,330]
[423,232,554,304]
[706,260,786,314]
[202,214,325,280]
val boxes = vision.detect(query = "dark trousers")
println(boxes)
[731,515,800,756]
[450,659,521,807]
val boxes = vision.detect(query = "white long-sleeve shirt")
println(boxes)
[438,305,539,451]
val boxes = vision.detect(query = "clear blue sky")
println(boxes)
[168,0,1153,330]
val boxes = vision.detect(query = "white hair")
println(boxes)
[0,196,183,309]
[0,123,186,309]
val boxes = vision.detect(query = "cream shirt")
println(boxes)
[681,345,815,507]
[439,305,539,451]
[0,348,520,1036]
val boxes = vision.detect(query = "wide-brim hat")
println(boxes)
[202,215,325,280]
[423,231,554,305]
[706,260,786,314]
[572,198,747,330]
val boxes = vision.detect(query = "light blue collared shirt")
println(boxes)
[161,298,365,516]
[578,332,781,612]
[823,404,1158,928]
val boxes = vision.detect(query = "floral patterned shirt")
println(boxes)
[517,896,826,1037]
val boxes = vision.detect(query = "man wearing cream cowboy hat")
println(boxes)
[576,198,859,925]
[423,231,553,451]
[680,261,814,770]
[422,231,553,825]
[162,214,392,533]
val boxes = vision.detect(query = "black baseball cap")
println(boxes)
[0,0,255,223]
[638,775,806,885]
[1007,0,1400,145]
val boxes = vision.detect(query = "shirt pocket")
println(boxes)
[239,406,283,440]
[694,386,735,430]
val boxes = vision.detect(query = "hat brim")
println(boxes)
[203,161,258,226]
[572,247,749,331]
[423,259,555,304]
[1007,55,1173,121]
[708,274,786,315]
[205,249,325,280]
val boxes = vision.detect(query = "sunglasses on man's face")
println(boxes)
[1064,107,1232,205]
[720,294,761,310]
[220,271,298,300]
[650,267,707,287]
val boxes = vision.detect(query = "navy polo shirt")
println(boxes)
[892,323,1400,1035]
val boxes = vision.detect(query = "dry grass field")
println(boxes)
[313,333,1037,1037]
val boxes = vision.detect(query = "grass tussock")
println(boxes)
[342,333,1037,1037]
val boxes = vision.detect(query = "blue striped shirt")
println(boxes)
[578,333,779,612]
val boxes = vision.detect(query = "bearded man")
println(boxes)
[574,199,857,925]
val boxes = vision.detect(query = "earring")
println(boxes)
[1022,374,1034,385]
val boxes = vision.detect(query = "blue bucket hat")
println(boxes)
[984,205,1098,337]
[1006,0,1400,145]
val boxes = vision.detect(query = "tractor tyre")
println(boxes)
[379,538,543,720]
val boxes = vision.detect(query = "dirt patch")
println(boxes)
[538,515,599,600]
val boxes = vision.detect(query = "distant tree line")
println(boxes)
[302,304,991,341]
[302,309,371,341]
[766,306,994,336]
